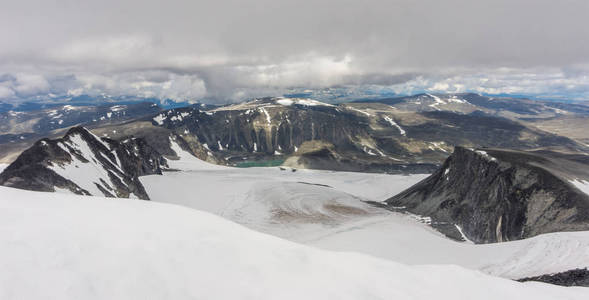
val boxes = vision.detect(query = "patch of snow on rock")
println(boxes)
[383,116,406,136]
[570,179,589,196]
[426,93,445,110]
[48,135,115,196]
[476,150,498,162]
[455,224,474,244]
[293,98,334,107]
[348,107,371,116]
[448,95,469,104]
[259,107,272,125]
[152,114,166,125]
[276,98,294,106]
[110,105,126,112]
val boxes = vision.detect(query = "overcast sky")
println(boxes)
[1,0,589,103]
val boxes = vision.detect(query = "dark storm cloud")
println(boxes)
[1,0,588,102]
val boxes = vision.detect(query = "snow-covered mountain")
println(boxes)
[1,186,588,299]
[0,127,167,199]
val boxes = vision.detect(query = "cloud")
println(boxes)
[49,35,157,66]
[370,69,589,101]
[0,86,15,99]
[63,72,207,101]
[13,74,51,96]
[0,0,588,103]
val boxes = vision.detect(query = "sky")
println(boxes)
[1,0,589,104]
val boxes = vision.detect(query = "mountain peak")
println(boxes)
[387,146,589,243]
[0,127,167,199]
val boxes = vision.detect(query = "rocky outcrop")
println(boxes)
[0,126,167,199]
[386,147,589,243]
[518,268,589,287]
[282,140,437,173]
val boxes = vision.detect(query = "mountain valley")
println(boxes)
[1,93,589,295]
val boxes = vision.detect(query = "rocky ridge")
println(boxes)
[136,96,587,173]
[0,126,168,199]
[386,146,589,243]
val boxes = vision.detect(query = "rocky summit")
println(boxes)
[0,126,167,199]
[386,146,589,243]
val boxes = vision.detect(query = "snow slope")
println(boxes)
[49,133,121,196]
[306,215,589,279]
[167,137,225,170]
[142,166,424,220]
[0,186,587,300]
[142,156,589,279]
[220,181,386,240]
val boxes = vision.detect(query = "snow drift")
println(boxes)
[1,186,588,299]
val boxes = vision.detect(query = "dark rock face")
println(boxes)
[148,100,437,173]
[517,268,589,287]
[0,126,167,200]
[386,147,589,243]
[152,100,370,156]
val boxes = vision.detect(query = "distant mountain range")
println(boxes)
[2,93,589,170]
